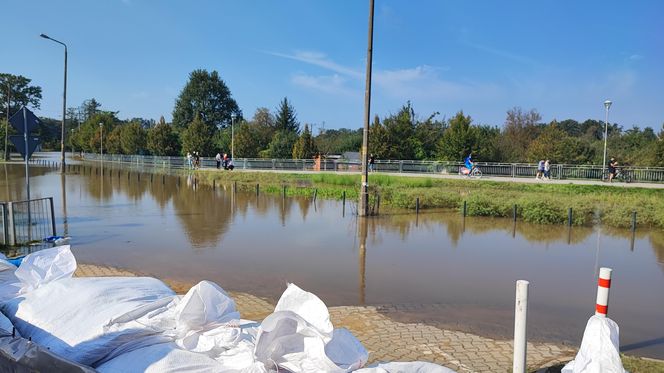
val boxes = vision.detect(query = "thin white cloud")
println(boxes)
[374,65,500,101]
[269,50,498,101]
[265,50,362,79]
[628,54,644,61]
[291,73,360,98]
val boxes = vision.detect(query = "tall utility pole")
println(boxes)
[4,78,10,161]
[40,34,67,173]
[359,0,375,217]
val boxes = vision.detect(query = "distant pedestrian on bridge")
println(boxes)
[215,152,222,169]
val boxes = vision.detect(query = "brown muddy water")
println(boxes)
[2,159,664,359]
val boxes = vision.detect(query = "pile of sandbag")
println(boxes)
[0,246,455,372]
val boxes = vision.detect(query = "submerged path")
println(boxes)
[76,263,577,372]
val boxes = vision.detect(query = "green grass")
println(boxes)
[192,170,664,229]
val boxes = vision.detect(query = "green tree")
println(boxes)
[105,125,123,154]
[1,74,43,159]
[120,121,147,154]
[292,124,317,159]
[265,130,298,158]
[316,128,362,155]
[437,111,478,161]
[274,97,299,134]
[72,112,118,153]
[498,107,542,162]
[147,116,180,156]
[172,69,242,132]
[79,98,102,122]
[180,114,213,156]
[234,121,261,158]
[414,113,446,160]
[379,103,418,159]
[368,115,389,158]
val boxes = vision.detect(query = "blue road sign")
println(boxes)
[8,107,41,134]
[9,135,40,160]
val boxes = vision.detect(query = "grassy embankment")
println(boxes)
[194,171,664,229]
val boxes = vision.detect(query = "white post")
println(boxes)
[513,280,529,373]
[595,267,612,317]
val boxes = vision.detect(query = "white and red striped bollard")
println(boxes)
[595,267,612,317]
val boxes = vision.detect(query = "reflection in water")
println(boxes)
[357,217,368,305]
[2,162,664,359]
[61,174,68,235]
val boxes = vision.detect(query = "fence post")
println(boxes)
[509,204,515,222]
[558,164,563,180]
[512,164,516,178]
[399,161,403,173]
[463,200,467,217]
[48,197,57,236]
[416,197,420,215]
[595,267,612,317]
[256,183,259,196]
[631,211,637,231]
[7,202,15,246]
[513,280,529,373]
[568,208,573,226]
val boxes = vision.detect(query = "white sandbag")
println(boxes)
[356,361,457,373]
[14,245,77,293]
[0,276,176,366]
[274,283,334,337]
[561,315,626,373]
[96,342,228,373]
[106,280,244,358]
[254,283,368,372]
[98,322,261,373]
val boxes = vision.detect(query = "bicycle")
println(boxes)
[606,168,633,183]
[460,166,482,179]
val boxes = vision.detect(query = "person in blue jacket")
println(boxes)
[463,153,474,175]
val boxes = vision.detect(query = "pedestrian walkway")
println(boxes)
[75,263,578,372]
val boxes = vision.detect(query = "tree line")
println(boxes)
[2,71,663,166]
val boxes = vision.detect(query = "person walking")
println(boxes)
[544,159,551,180]
[222,153,229,170]
[194,152,200,169]
[186,152,193,170]
[215,152,222,169]
[608,158,618,182]
[536,160,545,180]
[369,154,375,172]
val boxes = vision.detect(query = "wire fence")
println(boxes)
[0,198,56,246]
[60,153,664,183]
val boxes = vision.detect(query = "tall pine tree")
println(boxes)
[274,97,299,134]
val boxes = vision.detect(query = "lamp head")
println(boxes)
[231,113,237,120]
[604,100,612,110]
[40,33,50,39]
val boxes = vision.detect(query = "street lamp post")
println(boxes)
[231,113,237,160]
[40,33,67,173]
[602,100,612,180]
[99,123,103,157]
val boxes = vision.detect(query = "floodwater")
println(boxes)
[2,158,664,359]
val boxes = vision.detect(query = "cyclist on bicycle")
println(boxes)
[462,152,474,175]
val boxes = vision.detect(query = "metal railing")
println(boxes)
[0,198,56,246]
[71,153,664,183]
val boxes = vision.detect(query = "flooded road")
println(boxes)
[3,160,664,359]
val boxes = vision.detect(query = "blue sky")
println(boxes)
[3,0,663,130]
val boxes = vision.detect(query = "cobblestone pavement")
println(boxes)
[75,263,577,372]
